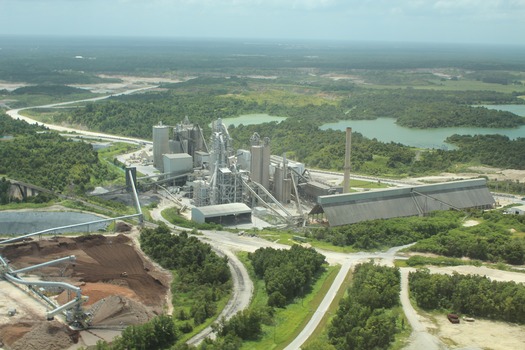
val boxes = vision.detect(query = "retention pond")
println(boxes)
[0,211,107,235]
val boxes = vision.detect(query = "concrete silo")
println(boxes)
[153,122,170,172]
[249,133,270,190]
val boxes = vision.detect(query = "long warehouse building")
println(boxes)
[310,178,495,226]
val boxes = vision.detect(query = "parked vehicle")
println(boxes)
[447,313,460,324]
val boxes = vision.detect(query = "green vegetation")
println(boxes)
[94,314,179,350]
[408,211,525,265]
[328,262,404,350]
[0,132,109,193]
[200,249,337,350]
[1,85,101,109]
[488,179,525,195]
[445,134,525,170]
[409,269,525,323]
[402,255,483,268]
[1,113,126,195]
[140,225,231,332]
[248,245,326,308]
[307,211,464,250]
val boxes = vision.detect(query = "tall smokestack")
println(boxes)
[343,127,352,193]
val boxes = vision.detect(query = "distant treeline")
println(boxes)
[2,37,525,84]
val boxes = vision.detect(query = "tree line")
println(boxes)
[306,211,463,250]
[409,211,525,265]
[139,225,231,329]
[325,262,402,350]
[409,269,525,323]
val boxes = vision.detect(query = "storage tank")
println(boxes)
[153,122,170,172]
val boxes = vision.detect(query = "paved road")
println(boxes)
[284,259,353,350]
[400,269,447,350]
[149,198,255,346]
[6,86,155,145]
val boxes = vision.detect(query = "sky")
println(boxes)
[1,0,525,45]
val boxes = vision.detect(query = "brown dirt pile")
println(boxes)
[8,321,74,350]
[1,234,168,310]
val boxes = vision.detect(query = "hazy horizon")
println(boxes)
[1,0,524,46]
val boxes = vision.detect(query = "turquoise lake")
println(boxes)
[221,106,525,149]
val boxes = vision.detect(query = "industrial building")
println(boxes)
[310,178,495,226]
[163,153,193,175]
[191,203,252,224]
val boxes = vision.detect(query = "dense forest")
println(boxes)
[409,269,525,324]
[0,111,45,135]
[0,113,113,193]
[327,262,402,350]
[0,132,100,192]
[408,211,525,265]
[50,79,524,135]
[248,245,326,307]
[139,225,231,329]
[2,37,525,84]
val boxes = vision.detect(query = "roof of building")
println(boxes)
[312,179,495,226]
[192,203,252,218]
[163,153,192,159]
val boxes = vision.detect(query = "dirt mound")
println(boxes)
[57,282,140,307]
[89,295,153,326]
[9,321,74,350]
[0,322,33,347]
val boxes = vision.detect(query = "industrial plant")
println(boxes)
[149,119,495,227]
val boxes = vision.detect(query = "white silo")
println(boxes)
[153,122,170,172]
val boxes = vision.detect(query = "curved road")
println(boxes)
[149,198,254,346]
[6,86,155,145]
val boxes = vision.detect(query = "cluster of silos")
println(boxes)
[273,156,292,203]
[172,116,209,167]
[152,118,209,175]
[249,133,271,190]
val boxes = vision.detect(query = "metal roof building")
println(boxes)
[191,203,252,225]
[310,179,495,226]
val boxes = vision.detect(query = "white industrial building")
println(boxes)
[163,153,193,175]
[191,203,252,224]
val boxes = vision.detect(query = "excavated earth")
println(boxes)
[0,233,170,350]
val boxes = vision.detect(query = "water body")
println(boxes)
[220,114,287,127]
[218,108,525,149]
[321,104,525,149]
[0,211,107,235]
[477,104,525,117]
